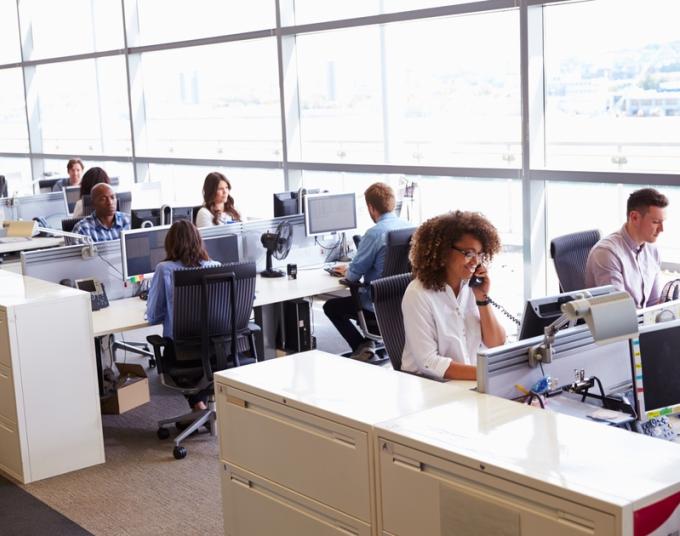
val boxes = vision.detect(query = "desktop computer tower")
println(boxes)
[282,299,314,353]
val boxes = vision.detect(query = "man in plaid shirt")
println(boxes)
[72,183,130,242]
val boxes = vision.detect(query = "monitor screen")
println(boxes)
[518,285,616,340]
[631,320,680,420]
[273,192,299,217]
[171,206,196,223]
[63,186,80,214]
[203,234,239,264]
[304,192,357,236]
[121,225,170,281]
[131,208,163,229]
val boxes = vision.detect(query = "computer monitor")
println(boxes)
[121,225,170,281]
[131,208,163,229]
[273,192,299,217]
[203,234,239,264]
[518,285,616,340]
[304,192,357,237]
[171,206,197,223]
[631,319,680,421]
[62,186,80,215]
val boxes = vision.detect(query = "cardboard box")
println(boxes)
[100,362,150,414]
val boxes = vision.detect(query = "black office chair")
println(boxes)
[345,227,416,361]
[146,261,259,459]
[61,217,84,233]
[550,229,601,292]
[371,273,412,372]
[0,175,7,198]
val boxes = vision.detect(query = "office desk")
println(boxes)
[92,269,347,349]
[215,350,470,536]
[215,349,680,536]
[0,236,63,257]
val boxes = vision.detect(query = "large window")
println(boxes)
[35,57,130,155]
[0,0,20,64]
[18,0,123,60]
[133,0,275,46]
[0,68,28,152]
[136,39,281,160]
[544,0,680,173]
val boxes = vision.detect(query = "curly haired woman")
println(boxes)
[401,211,506,380]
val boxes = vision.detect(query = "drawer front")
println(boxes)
[0,310,10,369]
[378,440,615,536]
[218,386,371,522]
[0,364,17,424]
[222,464,371,536]
[0,417,23,481]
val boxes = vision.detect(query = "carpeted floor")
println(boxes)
[16,298,362,536]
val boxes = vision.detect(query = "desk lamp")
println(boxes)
[2,220,96,258]
[528,291,638,368]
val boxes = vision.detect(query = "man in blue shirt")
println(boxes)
[323,182,410,361]
[72,183,130,242]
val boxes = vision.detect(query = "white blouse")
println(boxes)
[401,278,483,379]
[195,206,233,228]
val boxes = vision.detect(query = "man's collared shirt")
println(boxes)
[345,212,411,310]
[585,224,661,308]
[72,211,130,243]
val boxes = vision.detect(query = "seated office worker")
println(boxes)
[72,166,111,217]
[323,182,410,361]
[52,158,83,191]
[585,187,668,308]
[195,172,242,227]
[72,183,130,242]
[146,220,220,411]
[401,211,506,380]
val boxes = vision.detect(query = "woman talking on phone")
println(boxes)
[401,211,506,380]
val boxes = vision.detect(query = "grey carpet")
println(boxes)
[0,475,93,536]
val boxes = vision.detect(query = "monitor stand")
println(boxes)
[335,232,352,262]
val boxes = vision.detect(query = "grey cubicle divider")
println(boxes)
[14,191,67,228]
[21,240,133,301]
[476,324,633,400]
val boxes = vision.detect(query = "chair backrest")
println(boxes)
[550,229,600,292]
[62,217,83,233]
[172,261,257,372]
[371,273,412,371]
[0,175,7,198]
[382,227,416,278]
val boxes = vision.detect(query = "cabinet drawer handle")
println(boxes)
[230,474,252,489]
[393,454,423,472]
[332,433,356,448]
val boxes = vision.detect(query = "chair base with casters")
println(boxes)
[156,394,217,460]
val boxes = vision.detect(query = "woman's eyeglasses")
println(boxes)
[451,246,489,265]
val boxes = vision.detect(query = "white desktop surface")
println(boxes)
[92,270,347,337]
[376,393,680,506]
[215,350,474,429]
[0,270,83,306]
[0,236,62,255]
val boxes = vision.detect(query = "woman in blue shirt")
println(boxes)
[146,219,220,410]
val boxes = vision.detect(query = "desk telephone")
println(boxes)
[67,278,110,311]
[468,266,520,326]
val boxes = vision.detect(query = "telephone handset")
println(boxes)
[468,265,519,325]
[75,277,110,311]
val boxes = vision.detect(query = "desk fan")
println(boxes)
[260,221,293,277]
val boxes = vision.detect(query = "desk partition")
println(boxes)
[1,192,67,228]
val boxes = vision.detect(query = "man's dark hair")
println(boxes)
[627,188,668,217]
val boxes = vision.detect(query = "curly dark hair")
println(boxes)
[410,211,502,291]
